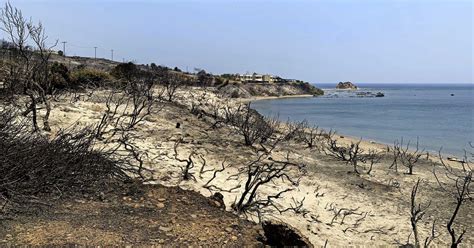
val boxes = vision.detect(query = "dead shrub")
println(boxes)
[0,108,138,213]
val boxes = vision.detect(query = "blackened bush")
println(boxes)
[50,62,71,90]
[0,109,134,207]
[230,104,278,146]
[111,62,139,81]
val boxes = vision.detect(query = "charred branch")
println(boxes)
[172,138,198,181]
[433,148,472,248]
[232,152,306,214]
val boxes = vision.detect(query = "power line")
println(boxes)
[58,40,126,63]
[68,42,94,49]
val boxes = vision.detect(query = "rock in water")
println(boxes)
[375,92,385,97]
[336,81,358,90]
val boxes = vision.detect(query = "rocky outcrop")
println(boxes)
[375,92,384,97]
[354,91,385,98]
[324,91,385,98]
[336,81,358,90]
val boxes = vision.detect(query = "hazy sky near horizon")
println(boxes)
[7,0,473,84]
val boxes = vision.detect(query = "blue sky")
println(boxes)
[7,0,473,84]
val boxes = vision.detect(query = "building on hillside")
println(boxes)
[237,73,275,83]
[262,74,274,83]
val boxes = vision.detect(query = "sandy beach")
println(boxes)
[21,86,469,246]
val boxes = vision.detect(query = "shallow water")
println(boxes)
[251,84,474,157]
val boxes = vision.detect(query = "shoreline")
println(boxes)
[237,94,314,103]
[7,87,470,246]
[245,94,466,162]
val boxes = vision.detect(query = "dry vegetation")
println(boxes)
[0,3,472,247]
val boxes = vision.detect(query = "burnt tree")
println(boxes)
[231,152,306,214]
[0,2,56,131]
[408,178,436,248]
[325,134,364,174]
[433,148,472,248]
[390,138,424,174]
[229,103,278,146]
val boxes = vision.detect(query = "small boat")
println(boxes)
[375,92,385,97]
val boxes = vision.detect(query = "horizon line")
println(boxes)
[315,82,474,85]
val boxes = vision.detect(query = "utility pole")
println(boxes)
[94,46,97,59]
[111,49,114,61]
[61,41,67,56]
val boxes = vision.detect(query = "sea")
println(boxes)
[251,83,474,157]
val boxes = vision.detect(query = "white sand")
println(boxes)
[25,87,472,246]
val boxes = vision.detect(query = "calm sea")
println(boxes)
[251,83,474,157]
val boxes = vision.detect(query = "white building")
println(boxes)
[237,73,275,83]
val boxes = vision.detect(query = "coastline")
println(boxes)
[247,92,469,161]
[241,92,463,160]
[236,91,453,158]
[230,92,471,245]
[238,94,314,103]
[6,87,471,246]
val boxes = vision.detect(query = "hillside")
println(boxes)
[47,53,324,97]
[217,81,323,98]
[0,182,264,246]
